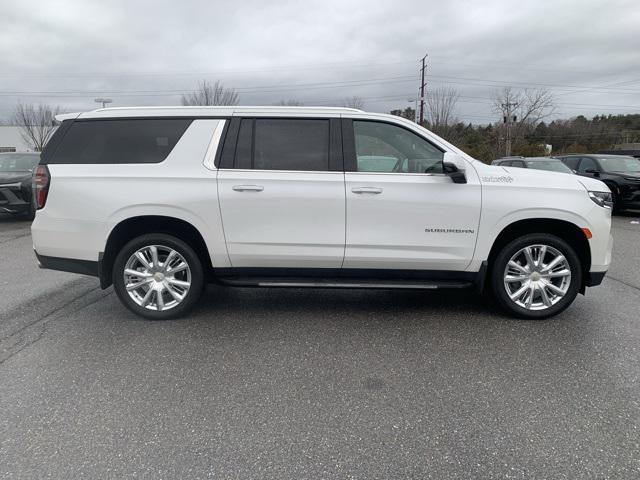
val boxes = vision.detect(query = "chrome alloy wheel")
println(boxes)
[503,244,572,311]
[123,245,191,311]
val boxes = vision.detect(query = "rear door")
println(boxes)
[217,117,345,269]
[342,118,481,271]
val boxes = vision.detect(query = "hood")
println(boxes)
[609,171,640,180]
[576,175,611,192]
[0,171,32,184]
[484,164,609,192]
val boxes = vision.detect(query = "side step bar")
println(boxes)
[217,277,474,290]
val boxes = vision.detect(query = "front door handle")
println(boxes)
[351,187,383,194]
[232,185,264,192]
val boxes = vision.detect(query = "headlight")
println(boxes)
[588,191,613,209]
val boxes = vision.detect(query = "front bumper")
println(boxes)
[0,183,31,214]
[616,183,640,210]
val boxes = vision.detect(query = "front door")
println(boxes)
[343,119,481,271]
[217,117,345,269]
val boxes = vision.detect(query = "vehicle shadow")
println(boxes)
[192,284,529,328]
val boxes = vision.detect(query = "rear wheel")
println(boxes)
[113,234,204,320]
[491,234,582,319]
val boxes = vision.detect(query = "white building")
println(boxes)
[0,125,39,152]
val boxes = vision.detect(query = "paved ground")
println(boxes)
[1,213,639,479]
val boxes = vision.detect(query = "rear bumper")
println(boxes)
[35,251,99,277]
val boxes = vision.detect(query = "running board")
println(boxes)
[217,277,474,290]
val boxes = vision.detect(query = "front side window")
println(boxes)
[562,157,580,170]
[253,119,329,171]
[49,119,192,164]
[353,121,443,173]
[578,157,598,173]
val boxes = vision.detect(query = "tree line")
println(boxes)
[7,80,639,160]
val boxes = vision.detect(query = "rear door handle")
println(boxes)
[351,187,383,194]
[232,185,264,192]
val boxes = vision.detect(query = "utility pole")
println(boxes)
[418,53,427,125]
[502,101,518,156]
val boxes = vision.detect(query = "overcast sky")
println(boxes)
[0,0,638,124]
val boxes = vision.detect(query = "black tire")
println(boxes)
[112,233,204,320]
[610,187,622,215]
[490,234,582,320]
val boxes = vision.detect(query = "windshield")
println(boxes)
[597,156,640,173]
[0,154,40,172]
[525,160,573,173]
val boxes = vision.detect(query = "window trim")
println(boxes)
[217,117,343,172]
[341,118,446,174]
[203,119,227,170]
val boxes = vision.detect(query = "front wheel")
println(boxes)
[491,234,582,319]
[113,234,204,320]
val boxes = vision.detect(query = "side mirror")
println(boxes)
[443,162,467,184]
[442,152,468,184]
[585,168,600,177]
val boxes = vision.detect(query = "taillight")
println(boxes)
[32,165,50,210]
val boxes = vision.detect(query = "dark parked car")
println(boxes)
[556,154,640,212]
[492,156,575,174]
[0,152,40,220]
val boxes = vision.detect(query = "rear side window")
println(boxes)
[47,119,192,164]
[253,119,329,171]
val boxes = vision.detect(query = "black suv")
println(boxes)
[0,152,39,220]
[556,154,640,212]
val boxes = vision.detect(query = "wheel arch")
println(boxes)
[485,218,591,292]
[100,215,213,289]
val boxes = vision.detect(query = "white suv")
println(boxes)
[31,106,613,320]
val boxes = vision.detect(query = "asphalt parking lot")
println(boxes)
[1,213,639,479]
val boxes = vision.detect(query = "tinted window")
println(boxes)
[578,157,598,173]
[512,160,525,168]
[353,121,443,173]
[49,119,192,164]
[253,119,329,171]
[562,157,580,170]
[498,160,512,166]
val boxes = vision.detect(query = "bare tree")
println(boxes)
[275,99,304,106]
[493,87,555,127]
[12,103,62,151]
[426,87,460,132]
[493,87,555,155]
[181,80,239,106]
[341,96,365,110]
